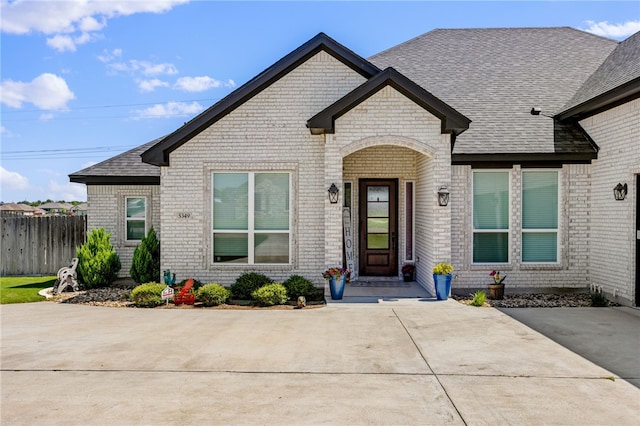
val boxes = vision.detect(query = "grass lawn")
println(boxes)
[0,276,56,304]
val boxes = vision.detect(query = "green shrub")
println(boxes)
[131,282,166,307]
[230,272,272,300]
[130,227,160,284]
[283,275,322,301]
[251,283,288,306]
[469,290,486,307]
[197,283,231,307]
[590,290,608,307]
[76,228,121,289]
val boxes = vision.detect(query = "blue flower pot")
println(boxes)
[433,273,452,300]
[329,275,346,300]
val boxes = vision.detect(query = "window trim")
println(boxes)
[211,171,292,265]
[521,169,560,264]
[125,196,147,242]
[471,170,511,265]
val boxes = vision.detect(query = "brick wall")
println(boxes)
[331,86,451,290]
[87,185,160,277]
[451,164,592,291]
[160,51,366,286]
[580,98,639,306]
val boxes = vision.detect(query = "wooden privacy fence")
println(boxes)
[1,215,87,275]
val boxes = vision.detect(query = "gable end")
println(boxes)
[141,33,381,166]
[307,67,471,135]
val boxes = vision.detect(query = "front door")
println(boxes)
[359,179,398,276]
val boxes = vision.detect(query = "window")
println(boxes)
[126,197,146,241]
[212,172,290,264]
[522,171,558,263]
[405,181,414,261]
[473,171,509,263]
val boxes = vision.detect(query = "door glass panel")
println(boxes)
[367,202,388,217]
[368,233,389,249]
[367,186,389,202]
[367,185,390,250]
[368,218,388,234]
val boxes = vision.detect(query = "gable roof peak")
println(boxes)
[141,32,380,167]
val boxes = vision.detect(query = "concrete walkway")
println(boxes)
[2,300,639,425]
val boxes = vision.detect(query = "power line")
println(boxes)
[0,97,218,114]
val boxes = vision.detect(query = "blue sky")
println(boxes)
[1,0,639,203]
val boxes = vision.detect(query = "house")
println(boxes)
[38,202,75,215]
[70,28,640,306]
[0,203,37,216]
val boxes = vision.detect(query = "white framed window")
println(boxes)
[125,197,147,241]
[404,180,415,262]
[521,170,559,263]
[212,172,291,264]
[472,171,510,263]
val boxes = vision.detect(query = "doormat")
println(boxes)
[350,282,411,288]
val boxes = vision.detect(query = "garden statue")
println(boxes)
[163,270,176,287]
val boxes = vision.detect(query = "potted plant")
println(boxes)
[323,267,350,300]
[432,262,454,300]
[401,263,415,282]
[488,270,506,300]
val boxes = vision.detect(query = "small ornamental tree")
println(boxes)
[76,228,121,288]
[130,226,160,284]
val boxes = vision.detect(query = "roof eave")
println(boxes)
[452,152,598,167]
[69,175,161,185]
[558,77,640,121]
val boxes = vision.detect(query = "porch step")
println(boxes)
[325,280,433,304]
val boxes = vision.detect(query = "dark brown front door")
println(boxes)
[359,179,398,276]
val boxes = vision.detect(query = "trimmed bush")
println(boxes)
[283,275,322,301]
[131,282,165,308]
[76,228,121,289]
[196,283,231,307]
[130,226,160,284]
[230,272,272,300]
[252,283,288,306]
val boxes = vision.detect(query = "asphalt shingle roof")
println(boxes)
[562,30,640,113]
[69,138,161,184]
[369,27,618,155]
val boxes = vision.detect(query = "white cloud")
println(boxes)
[583,20,640,39]
[47,180,87,202]
[138,78,169,92]
[0,0,188,51]
[0,166,30,190]
[108,59,178,76]
[1,73,75,110]
[97,48,123,63]
[174,76,236,92]
[39,113,55,121]
[47,31,100,52]
[133,101,204,119]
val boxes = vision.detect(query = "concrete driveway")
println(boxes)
[2,300,639,425]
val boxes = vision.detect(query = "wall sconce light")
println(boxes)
[437,186,450,207]
[328,183,339,204]
[613,183,627,201]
